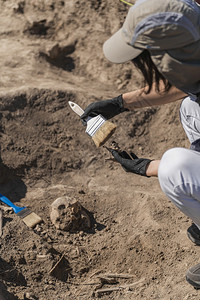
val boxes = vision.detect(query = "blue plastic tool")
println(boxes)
[0,193,26,214]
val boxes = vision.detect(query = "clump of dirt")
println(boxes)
[0,1,197,300]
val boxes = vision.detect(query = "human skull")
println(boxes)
[50,196,91,232]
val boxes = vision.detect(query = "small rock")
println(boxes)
[78,189,85,194]
[24,292,37,300]
[35,225,42,232]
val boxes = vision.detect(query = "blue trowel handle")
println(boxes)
[0,193,26,214]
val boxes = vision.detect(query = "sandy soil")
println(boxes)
[0,1,199,299]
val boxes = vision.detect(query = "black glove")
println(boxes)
[81,94,128,121]
[107,148,152,177]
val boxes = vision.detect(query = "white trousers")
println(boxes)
[158,96,200,229]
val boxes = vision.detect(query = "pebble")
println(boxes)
[35,225,42,232]
[36,254,49,260]
[24,292,36,300]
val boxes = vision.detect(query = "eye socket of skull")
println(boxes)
[58,204,66,210]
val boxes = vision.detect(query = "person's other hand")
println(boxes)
[108,148,152,177]
[80,94,128,121]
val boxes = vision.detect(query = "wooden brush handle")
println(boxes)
[68,101,84,117]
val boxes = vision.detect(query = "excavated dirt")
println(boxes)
[0,1,199,299]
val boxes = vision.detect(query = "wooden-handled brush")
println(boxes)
[0,193,42,228]
[68,101,116,147]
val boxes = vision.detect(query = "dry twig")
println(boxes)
[97,273,135,279]
[67,280,99,286]
[95,277,145,296]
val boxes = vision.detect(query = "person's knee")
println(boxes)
[158,148,200,217]
[158,148,189,185]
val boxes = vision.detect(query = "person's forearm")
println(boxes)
[146,160,160,177]
[122,82,187,110]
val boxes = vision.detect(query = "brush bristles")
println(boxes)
[17,208,42,228]
[92,121,117,147]
[22,212,42,228]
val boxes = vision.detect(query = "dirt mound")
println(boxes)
[0,1,198,300]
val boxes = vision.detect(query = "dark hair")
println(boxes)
[132,50,172,94]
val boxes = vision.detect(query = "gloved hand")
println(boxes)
[80,94,128,121]
[107,147,152,177]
